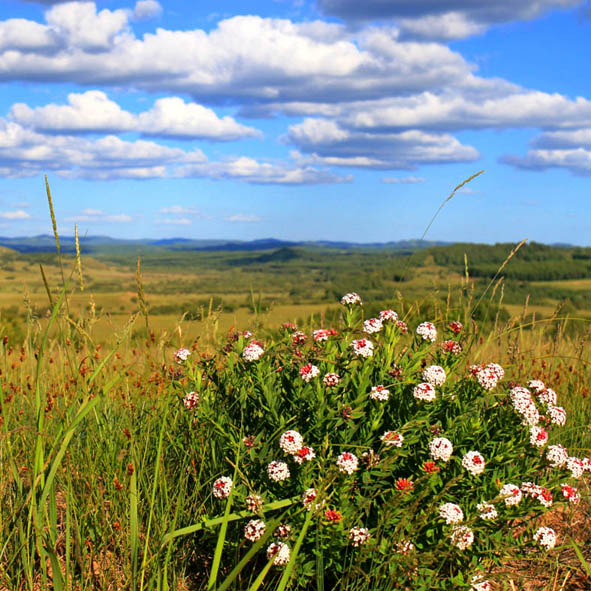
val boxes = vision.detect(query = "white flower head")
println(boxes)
[416,321,437,342]
[422,365,447,386]
[462,451,486,476]
[267,461,290,482]
[429,437,453,462]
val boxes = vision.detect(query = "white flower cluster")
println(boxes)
[300,363,320,382]
[279,430,303,455]
[293,446,316,464]
[245,494,264,513]
[477,502,498,520]
[323,372,341,387]
[351,339,374,358]
[422,365,447,386]
[509,386,540,426]
[429,437,453,462]
[547,405,567,426]
[174,347,191,364]
[212,476,233,499]
[380,431,404,447]
[567,456,584,479]
[499,484,522,506]
[462,451,486,476]
[471,576,492,591]
[533,526,557,550]
[413,382,436,402]
[529,425,548,447]
[521,482,553,507]
[340,292,362,306]
[370,385,390,401]
[561,483,581,504]
[267,461,290,482]
[349,527,371,547]
[475,362,504,390]
[379,309,398,322]
[439,503,464,524]
[244,519,266,542]
[183,391,199,410]
[336,451,359,474]
[416,321,437,342]
[267,541,291,565]
[450,525,474,550]
[546,444,568,468]
[363,317,383,334]
[242,342,265,362]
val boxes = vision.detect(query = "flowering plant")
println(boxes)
[173,294,588,590]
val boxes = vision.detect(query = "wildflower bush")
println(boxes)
[168,293,589,590]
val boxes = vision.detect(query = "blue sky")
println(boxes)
[0,0,590,244]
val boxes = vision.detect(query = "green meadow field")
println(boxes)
[1,237,591,590]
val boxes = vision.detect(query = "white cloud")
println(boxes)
[45,2,130,52]
[156,217,192,225]
[160,205,202,215]
[288,120,479,169]
[136,97,261,140]
[501,148,591,176]
[225,214,262,222]
[317,0,582,38]
[10,92,261,140]
[10,91,136,133]
[0,19,60,53]
[0,116,345,184]
[132,1,162,21]
[64,208,133,223]
[0,209,31,219]
[177,155,353,184]
[382,176,426,183]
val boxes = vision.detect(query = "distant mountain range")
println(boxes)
[0,235,454,254]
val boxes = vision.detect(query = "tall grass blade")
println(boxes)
[400,170,484,282]
[276,508,313,591]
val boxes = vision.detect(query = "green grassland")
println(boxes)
[1,240,590,347]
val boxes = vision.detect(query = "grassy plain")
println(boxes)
[1,238,591,589]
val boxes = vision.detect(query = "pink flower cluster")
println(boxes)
[379,309,398,322]
[279,430,315,465]
[313,328,337,342]
[472,362,504,390]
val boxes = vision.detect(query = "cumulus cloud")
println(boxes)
[317,0,583,39]
[45,2,130,52]
[10,92,261,140]
[132,0,163,21]
[501,148,591,176]
[0,12,471,103]
[0,116,345,184]
[288,120,479,169]
[0,209,31,219]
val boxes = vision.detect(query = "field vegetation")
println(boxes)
[1,183,591,589]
